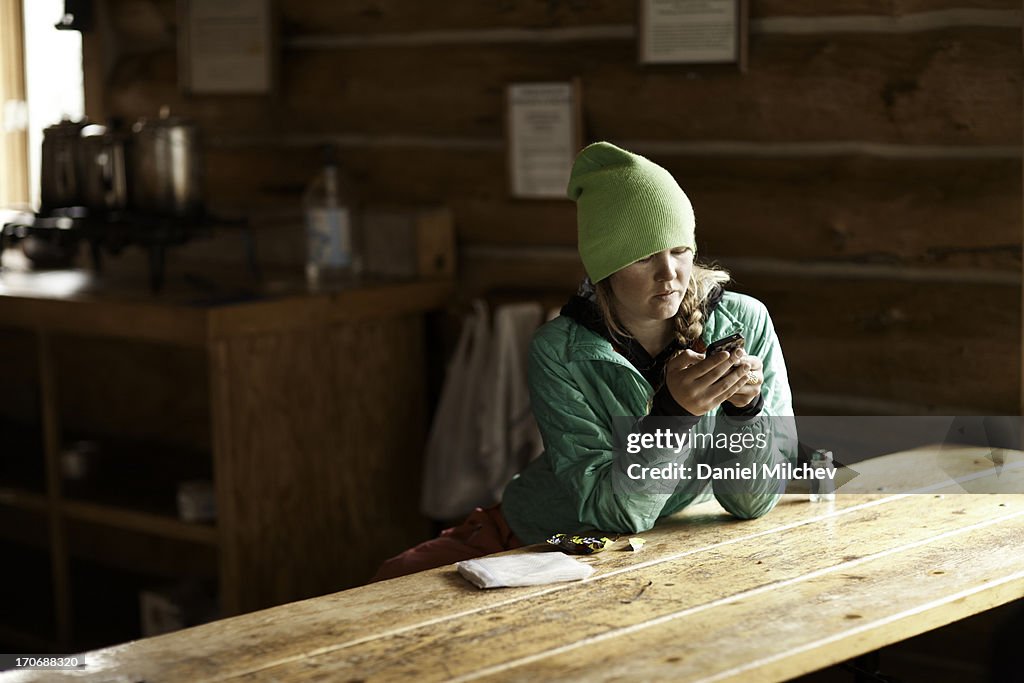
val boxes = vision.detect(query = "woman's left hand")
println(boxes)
[726,353,764,408]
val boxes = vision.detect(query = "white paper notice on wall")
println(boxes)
[181,0,272,94]
[507,82,580,200]
[640,0,739,64]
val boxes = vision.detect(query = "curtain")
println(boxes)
[0,0,29,208]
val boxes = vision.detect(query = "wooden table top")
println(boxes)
[4,446,1023,683]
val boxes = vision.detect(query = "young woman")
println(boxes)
[372,142,795,581]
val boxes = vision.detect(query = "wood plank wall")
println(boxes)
[83,0,1021,415]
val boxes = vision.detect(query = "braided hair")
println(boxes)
[594,260,731,348]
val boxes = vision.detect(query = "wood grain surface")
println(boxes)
[212,314,430,614]
[742,275,1020,413]
[277,0,1021,34]
[103,30,1019,144]
[0,274,452,345]
[8,447,1021,683]
[84,0,1023,415]
[203,147,1020,269]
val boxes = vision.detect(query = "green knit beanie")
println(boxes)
[567,142,696,283]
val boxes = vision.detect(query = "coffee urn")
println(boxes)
[131,108,204,217]
[40,118,87,209]
[80,123,131,213]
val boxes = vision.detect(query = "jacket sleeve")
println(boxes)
[710,297,798,519]
[527,336,695,535]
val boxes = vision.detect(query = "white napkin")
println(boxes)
[456,553,595,588]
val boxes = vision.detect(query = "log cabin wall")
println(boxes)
[83,0,1022,416]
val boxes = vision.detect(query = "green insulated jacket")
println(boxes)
[502,291,797,544]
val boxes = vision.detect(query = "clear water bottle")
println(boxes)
[809,450,836,503]
[304,145,361,287]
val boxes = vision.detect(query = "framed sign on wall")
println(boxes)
[506,80,583,200]
[178,0,275,94]
[639,0,748,70]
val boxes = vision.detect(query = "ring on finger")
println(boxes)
[746,372,762,386]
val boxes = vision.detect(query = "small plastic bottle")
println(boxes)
[303,145,361,287]
[809,450,836,503]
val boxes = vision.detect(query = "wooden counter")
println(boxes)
[0,269,453,345]
[3,446,1021,682]
[0,269,453,651]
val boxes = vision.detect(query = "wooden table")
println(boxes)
[3,446,1023,682]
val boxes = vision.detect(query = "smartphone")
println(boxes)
[704,332,745,358]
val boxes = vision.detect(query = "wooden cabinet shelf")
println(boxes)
[0,271,451,651]
[65,519,218,581]
[0,488,48,514]
[58,436,213,523]
[0,470,45,497]
[62,500,218,546]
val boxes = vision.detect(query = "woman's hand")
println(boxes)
[664,348,753,415]
[725,353,763,408]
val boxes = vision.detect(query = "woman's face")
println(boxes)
[609,247,693,327]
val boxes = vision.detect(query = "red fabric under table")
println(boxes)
[371,504,523,582]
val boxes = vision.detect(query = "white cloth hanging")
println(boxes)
[479,302,545,505]
[420,300,491,520]
[420,300,544,520]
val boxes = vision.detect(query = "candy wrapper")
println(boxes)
[546,533,613,555]
[626,537,646,552]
